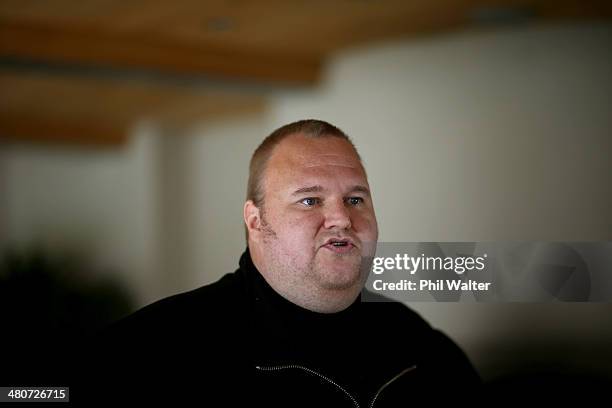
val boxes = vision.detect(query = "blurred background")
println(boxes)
[1,0,611,394]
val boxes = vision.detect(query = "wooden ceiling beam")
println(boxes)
[0,70,267,147]
[0,21,322,85]
[0,112,128,146]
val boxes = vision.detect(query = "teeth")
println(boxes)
[332,242,347,246]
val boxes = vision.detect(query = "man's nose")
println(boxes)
[323,200,352,230]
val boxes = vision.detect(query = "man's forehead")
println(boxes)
[261,134,369,198]
[269,134,362,168]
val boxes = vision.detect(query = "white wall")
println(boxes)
[0,122,165,306]
[156,115,268,295]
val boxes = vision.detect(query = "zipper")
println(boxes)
[255,364,417,408]
[256,365,360,408]
[368,365,417,408]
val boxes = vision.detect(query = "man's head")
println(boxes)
[244,120,378,313]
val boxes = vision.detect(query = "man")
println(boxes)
[80,120,479,406]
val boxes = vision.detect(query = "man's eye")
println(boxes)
[347,197,364,206]
[300,197,319,206]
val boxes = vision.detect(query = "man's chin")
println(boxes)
[314,252,363,286]
[320,281,362,293]
[316,270,364,291]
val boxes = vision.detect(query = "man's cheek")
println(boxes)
[287,212,322,229]
[354,214,377,234]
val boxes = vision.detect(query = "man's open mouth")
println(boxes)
[322,238,356,253]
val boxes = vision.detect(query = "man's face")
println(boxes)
[247,134,378,312]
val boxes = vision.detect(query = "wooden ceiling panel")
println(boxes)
[0,70,265,145]
[1,1,609,79]
[0,21,322,84]
[0,0,609,145]
[1,1,609,58]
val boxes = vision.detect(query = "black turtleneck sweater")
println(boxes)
[78,248,480,406]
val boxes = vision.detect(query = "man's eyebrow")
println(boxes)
[291,185,324,196]
[349,185,371,196]
[291,185,371,196]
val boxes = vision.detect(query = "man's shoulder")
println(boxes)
[144,269,245,313]
[74,270,251,403]
[105,270,246,337]
[360,293,481,385]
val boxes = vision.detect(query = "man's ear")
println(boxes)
[244,200,262,241]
